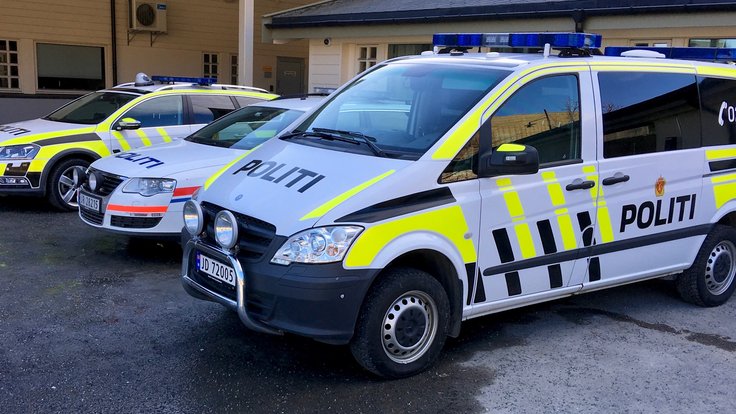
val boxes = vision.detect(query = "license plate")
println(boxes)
[78,191,101,212]
[196,252,236,287]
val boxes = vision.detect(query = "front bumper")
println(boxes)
[181,238,379,345]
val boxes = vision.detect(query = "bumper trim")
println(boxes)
[181,239,283,336]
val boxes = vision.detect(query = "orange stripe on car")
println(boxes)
[173,186,200,197]
[106,204,168,213]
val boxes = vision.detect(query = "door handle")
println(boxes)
[602,174,630,186]
[566,179,595,191]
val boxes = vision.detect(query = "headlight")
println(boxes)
[122,177,176,196]
[183,200,203,236]
[214,210,238,249]
[271,226,363,265]
[0,144,40,160]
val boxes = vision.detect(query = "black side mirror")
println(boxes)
[478,143,539,177]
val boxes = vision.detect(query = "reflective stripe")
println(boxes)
[557,214,577,250]
[344,205,477,268]
[543,171,577,250]
[300,170,395,221]
[203,151,253,190]
[111,131,132,152]
[498,143,525,152]
[706,149,736,161]
[514,223,537,259]
[711,173,736,184]
[106,204,168,213]
[582,165,614,243]
[0,126,96,146]
[173,186,199,197]
[712,174,736,208]
[696,66,736,79]
[27,140,111,173]
[135,129,152,146]
[156,127,173,143]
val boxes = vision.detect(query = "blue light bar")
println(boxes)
[151,75,217,86]
[433,32,602,49]
[605,46,736,62]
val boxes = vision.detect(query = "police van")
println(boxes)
[0,74,275,210]
[180,33,736,378]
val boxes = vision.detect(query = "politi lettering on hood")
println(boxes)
[115,152,164,169]
[232,159,325,193]
[0,125,31,136]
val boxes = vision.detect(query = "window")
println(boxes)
[441,131,479,183]
[0,40,19,89]
[45,91,138,124]
[203,53,218,79]
[119,96,184,128]
[689,38,736,48]
[598,72,700,158]
[189,95,236,124]
[699,76,736,147]
[37,43,104,90]
[388,44,431,59]
[358,46,377,74]
[491,75,581,165]
[235,96,263,107]
[231,55,238,85]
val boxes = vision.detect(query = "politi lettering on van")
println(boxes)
[232,159,325,193]
[719,101,736,126]
[114,152,165,169]
[0,125,31,136]
[620,194,697,232]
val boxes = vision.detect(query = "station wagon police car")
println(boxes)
[180,32,736,378]
[77,96,323,237]
[0,73,275,210]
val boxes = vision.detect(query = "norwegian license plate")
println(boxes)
[78,191,101,212]
[196,252,236,287]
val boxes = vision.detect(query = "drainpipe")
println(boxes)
[572,9,585,33]
[111,0,119,85]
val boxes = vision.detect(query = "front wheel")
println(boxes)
[47,158,90,211]
[676,225,736,307]
[350,267,450,378]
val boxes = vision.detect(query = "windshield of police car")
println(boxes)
[186,105,305,149]
[44,91,140,124]
[291,62,507,159]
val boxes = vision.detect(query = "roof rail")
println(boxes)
[212,84,270,93]
[605,46,736,62]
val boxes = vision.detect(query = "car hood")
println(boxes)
[0,118,93,145]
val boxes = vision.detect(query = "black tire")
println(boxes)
[47,158,90,211]
[676,225,736,307]
[350,267,450,379]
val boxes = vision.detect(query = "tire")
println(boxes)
[47,158,90,211]
[676,225,736,307]
[350,267,450,379]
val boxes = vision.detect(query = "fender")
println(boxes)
[38,148,103,191]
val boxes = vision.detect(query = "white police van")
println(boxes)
[180,32,736,378]
[0,74,274,210]
[77,96,323,237]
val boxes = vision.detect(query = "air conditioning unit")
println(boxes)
[129,0,167,33]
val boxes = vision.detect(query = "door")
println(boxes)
[473,70,597,310]
[276,57,305,96]
[584,70,704,288]
[105,95,190,153]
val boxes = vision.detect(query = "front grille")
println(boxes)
[201,202,276,261]
[110,215,163,229]
[80,207,104,225]
[85,168,125,196]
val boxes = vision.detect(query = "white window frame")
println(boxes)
[0,39,20,90]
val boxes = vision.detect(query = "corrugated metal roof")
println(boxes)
[267,0,736,27]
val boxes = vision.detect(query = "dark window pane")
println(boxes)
[700,76,736,146]
[0,66,7,76]
[235,97,260,107]
[10,54,17,64]
[11,78,19,89]
[0,41,6,51]
[0,54,6,64]
[211,55,218,64]
[121,96,184,127]
[9,41,17,51]
[204,54,210,63]
[599,72,700,158]
[492,75,581,164]
[0,78,7,88]
[10,66,18,76]
[190,95,236,124]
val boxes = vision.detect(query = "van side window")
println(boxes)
[699,76,736,147]
[491,74,581,165]
[599,72,700,158]
[440,131,479,183]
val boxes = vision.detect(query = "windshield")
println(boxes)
[44,91,140,124]
[186,105,305,149]
[291,62,509,159]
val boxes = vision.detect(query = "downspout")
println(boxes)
[111,0,119,85]
[572,9,585,33]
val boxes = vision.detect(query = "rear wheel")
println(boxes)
[676,225,736,307]
[350,267,450,378]
[47,158,89,211]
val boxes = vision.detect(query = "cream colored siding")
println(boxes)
[309,38,342,92]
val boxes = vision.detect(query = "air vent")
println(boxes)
[129,0,167,33]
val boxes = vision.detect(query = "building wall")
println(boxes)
[0,0,310,96]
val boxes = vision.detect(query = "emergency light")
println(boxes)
[432,32,602,49]
[605,46,736,62]
[151,75,217,86]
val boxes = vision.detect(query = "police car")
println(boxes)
[77,96,324,237]
[0,73,275,210]
[180,32,736,378]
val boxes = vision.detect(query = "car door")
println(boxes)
[581,69,704,289]
[107,95,190,152]
[472,69,597,312]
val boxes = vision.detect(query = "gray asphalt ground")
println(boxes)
[1,196,736,413]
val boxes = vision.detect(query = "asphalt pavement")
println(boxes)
[2,195,736,413]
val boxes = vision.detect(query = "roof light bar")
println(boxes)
[151,75,217,86]
[605,46,736,62]
[433,32,602,49]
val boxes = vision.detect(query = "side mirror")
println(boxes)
[116,117,141,131]
[477,143,539,177]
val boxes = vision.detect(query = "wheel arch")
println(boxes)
[40,148,102,191]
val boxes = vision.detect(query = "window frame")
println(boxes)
[0,39,20,90]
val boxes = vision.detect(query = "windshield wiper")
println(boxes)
[312,128,387,157]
